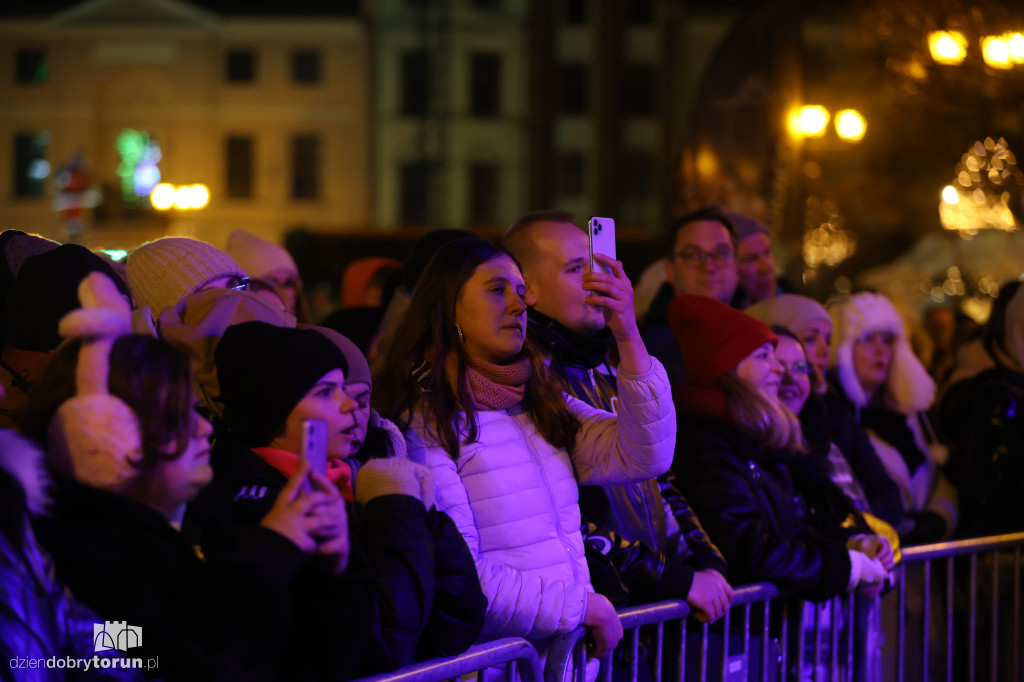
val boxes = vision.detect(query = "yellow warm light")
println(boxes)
[941,185,960,204]
[929,31,967,65]
[190,184,210,209]
[150,183,175,210]
[835,110,866,142]
[789,105,830,138]
[1009,33,1024,62]
[981,35,1013,69]
[173,186,193,209]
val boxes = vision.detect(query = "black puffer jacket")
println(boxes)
[673,413,855,602]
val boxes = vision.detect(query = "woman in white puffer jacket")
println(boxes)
[376,237,675,661]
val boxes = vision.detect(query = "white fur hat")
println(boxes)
[47,272,143,492]
[828,291,935,413]
[225,230,297,280]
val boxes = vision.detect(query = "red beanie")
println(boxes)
[668,294,777,384]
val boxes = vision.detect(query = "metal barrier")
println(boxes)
[353,637,545,682]
[884,531,1024,682]
[351,533,1024,682]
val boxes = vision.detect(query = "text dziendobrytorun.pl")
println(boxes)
[8,655,158,672]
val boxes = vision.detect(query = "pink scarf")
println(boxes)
[251,446,353,501]
[446,354,531,410]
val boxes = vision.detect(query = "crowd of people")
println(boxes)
[1,206,1020,681]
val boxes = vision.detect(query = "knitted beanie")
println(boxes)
[724,210,770,245]
[313,325,371,387]
[5,244,131,352]
[745,294,832,335]
[225,230,298,280]
[215,321,348,448]
[828,292,935,412]
[126,237,247,318]
[668,294,777,385]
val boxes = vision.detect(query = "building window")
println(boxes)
[401,50,430,117]
[622,64,655,116]
[15,49,47,85]
[470,53,501,117]
[292,135,320,199]
[225,50,256,83]
[556,152,585,196]
[620,150,653,198]
[627,0,653,24]
[226,136,253,199]
[468,163,499,225]
[400,162,433,225]
[13,131,49,198]
[292,50,322,84]
[564,0,586,24]
[558,64,588,115]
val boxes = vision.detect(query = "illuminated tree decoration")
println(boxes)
[115,129,162,207]
[939,137,1022,235]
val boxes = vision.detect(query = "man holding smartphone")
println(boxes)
[502,211,733,624]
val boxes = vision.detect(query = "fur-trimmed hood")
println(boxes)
[828,292,935,413]
[0,429,49,515]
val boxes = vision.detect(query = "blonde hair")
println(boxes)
[718,372,805,452]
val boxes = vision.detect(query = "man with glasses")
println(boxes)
[641,205,740,385]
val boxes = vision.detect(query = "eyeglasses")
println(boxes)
[855,330,896,346]
[227,276,252,291]
[671,245,734,267]
[779,360,813,379]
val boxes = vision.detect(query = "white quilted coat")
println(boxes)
[406,359,675,643]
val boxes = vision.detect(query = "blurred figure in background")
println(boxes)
[225,229,310,323]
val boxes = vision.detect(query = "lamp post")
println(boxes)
[149,182,209,238]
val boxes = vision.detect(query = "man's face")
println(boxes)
[665,220,739,304]
[521,221,607,335]
[736,232,776,303]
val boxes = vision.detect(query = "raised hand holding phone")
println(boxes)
[301,418,328,494]
[588,216,616,276]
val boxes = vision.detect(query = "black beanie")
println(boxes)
[215,321,348,447]
[4,244,131,352]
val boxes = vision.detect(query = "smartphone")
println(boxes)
[300,418,328,493]
[588,216,616,276]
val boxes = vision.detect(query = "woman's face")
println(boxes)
[454,255,532,364]
[735,342,784,401]
[775,335,813,414]
[797,320,833,384]
[276,369,359,462]
[343,380,372,456]
[853,330,895,399]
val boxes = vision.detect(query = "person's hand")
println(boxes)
[581,592,623,660]
[582,254,640,342]
[307,469,350,574]
[847,534,895,571]
[847,549,887,595]
[685,569,735,623]
[259,461,333,553]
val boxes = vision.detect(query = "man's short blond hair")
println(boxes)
[501,210,580,271]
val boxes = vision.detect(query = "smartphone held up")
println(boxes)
[301,418,328,493]
[588,217,616,276]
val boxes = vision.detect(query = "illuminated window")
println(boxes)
[226,136,253,199]
[13,131,49,198]
[15,49,47,85]
[226,50,255,83]
[292,135,320,199]
[292,50,321,84]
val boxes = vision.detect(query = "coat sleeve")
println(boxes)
[569,356,676,485]
[408,433,589,640]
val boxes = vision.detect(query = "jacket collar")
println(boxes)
[527,308,612,369]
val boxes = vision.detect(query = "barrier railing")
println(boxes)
[351,533,1024,682]
[353,637,545,682]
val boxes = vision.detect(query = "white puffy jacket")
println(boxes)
[406,359,675,642]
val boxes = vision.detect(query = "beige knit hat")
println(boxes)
[126,237,248,317]
[225,230,297,280]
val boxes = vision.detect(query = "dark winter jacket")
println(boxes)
[33,475,302,682]
[1,436,142,681]
[940,364,1024,538]
[672,412,856,602]
[529,309,727,606]
[639,283,687,387]
[802,390,905,528]
[192,434,484,669]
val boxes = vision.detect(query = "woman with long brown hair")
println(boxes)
[376,237,675,664]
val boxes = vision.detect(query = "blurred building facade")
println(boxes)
[0,0,369,249]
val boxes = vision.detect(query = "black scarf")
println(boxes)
[860,407,927,474]
[527,309,613,369]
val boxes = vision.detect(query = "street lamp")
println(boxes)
[150,183,209,211]
[929,31,967,65]
[835,110,867,142]
[788,105,830,138]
